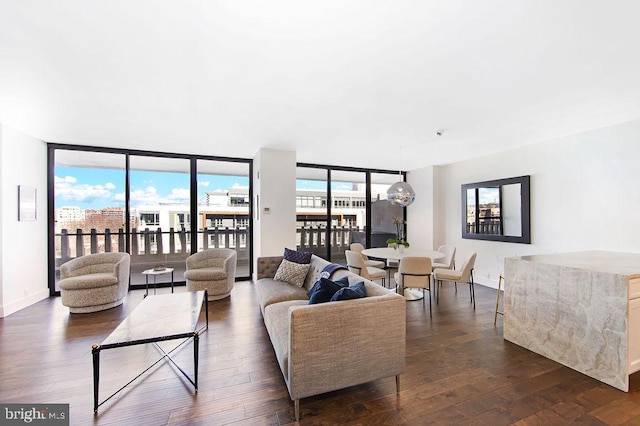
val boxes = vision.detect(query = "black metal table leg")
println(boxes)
[193,331,199,391]
[92,344,100,413]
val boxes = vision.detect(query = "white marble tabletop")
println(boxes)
[361,247,445,261]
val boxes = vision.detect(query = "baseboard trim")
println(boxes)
[0,289,50,318]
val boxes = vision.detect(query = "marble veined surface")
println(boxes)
[504,251,640,392]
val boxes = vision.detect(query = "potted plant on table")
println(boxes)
[387,217,409,252]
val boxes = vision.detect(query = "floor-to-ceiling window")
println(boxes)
[197,160,251,277]
[52,150,126,292]
[296,164,401,263]
[129,155,191,285]
[49,145,252,294]
[371,172,405,247]
[296,167,329,258]
[329,170,367,265]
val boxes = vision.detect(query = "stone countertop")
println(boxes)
[508,250,640,277]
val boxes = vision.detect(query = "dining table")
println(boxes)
[361,247,445,300]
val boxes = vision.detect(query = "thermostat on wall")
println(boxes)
[263,207,271,214]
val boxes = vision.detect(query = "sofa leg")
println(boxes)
[396,375,401,394]
[295,399,300,421]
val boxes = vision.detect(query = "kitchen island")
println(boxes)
[504,251,640,391]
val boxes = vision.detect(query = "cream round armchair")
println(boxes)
[184,248,237,300]
[58,252,131,313]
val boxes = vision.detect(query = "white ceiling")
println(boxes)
[2,1,640,171]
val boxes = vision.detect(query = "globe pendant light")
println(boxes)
[387,178,415,207]
[387,146,416,206]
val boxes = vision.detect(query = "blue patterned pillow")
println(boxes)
[330,281,367,301]
[284,248,312,264]
[308,278,348,305]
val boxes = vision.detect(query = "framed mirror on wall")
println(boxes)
[462,175,531,244]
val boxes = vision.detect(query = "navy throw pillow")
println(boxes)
[307,275,349,298]
[308,278,348,305]
[284,247,312,264]
[330,281,367,301]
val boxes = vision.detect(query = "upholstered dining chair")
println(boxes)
[432,245,456,271]
[350,242,385,269]
[395,256,433,317]
[345,250,386,287]
[433,252,477,309]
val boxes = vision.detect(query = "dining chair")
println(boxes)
[394,256,433,317]
[433,252,477,309]
[350,243,385,269]
[432,245,456,270]
[345,250,387,286]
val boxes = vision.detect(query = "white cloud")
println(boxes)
[55,175,114,203]
[130,186,160,204]
[198,181,210,187]
[55,175,77,184]
[167,188,190,202]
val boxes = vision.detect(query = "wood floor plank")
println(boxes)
[2,281,640,425]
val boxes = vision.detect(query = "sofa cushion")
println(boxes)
[331,281,367,301]
[284,248,313,264]
[308,277,349,305]
[255,278,310,313]
[274,259,310,287]
[183,267,226,281]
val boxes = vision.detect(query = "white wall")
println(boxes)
[0,125,49,317]
[406,166,435,251]
[409,119,640,289]
[252,148,297,278]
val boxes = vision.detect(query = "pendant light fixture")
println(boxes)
[387,146,416,207]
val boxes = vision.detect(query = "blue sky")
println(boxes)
[55,166,249,210]
[55,166,363,210]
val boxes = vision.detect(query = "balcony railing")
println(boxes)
[56,227,251,263]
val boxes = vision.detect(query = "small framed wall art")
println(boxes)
[18,185,37,221]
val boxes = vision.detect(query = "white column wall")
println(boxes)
[252,148,296,279]
[410,119,640,289]
[0,125,49,317]
[406,166,435,251]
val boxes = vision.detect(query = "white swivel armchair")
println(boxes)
[59,252,131,313]
[184,248,237,300]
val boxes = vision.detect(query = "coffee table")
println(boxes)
[92,290,208,413]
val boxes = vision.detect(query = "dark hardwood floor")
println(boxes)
[2,281,640,425]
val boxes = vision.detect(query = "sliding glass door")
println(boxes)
[53,150,126,292]
[196,160,251,278]
[296,167,329,258]
[129,156,191,285]
[296,165,400,263]
[329,170,367,265]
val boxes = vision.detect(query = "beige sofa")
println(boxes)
[255,254,406,421]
